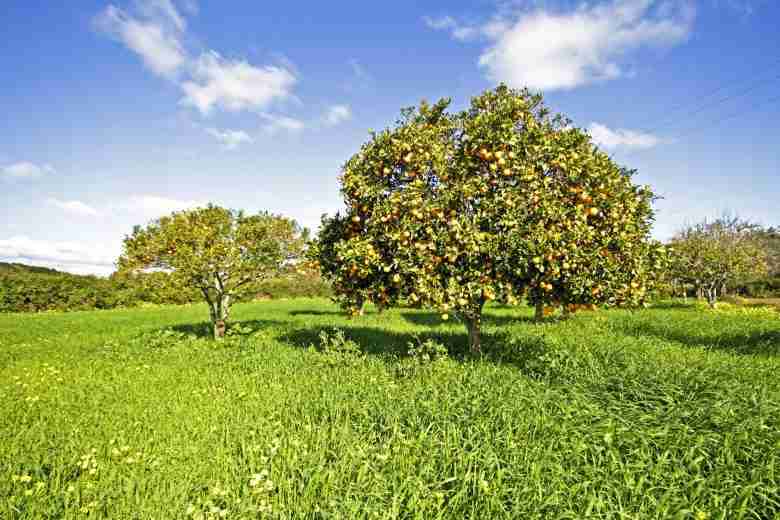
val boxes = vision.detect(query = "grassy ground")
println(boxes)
[1,299,778,519]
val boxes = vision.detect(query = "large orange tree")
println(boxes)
[312,86,665,352]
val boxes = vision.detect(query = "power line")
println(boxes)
[667,92,780,139]
[646,72,780,133]
[638,59,780,130]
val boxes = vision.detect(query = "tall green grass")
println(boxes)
[1,299,778,518]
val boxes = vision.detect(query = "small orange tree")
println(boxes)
[119,205,304,338]
[311,86,665,352]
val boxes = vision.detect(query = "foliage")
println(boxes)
[394,337,451,379]
[755,226,780,276]
[669,216,769,307]
[406,337,449,364]
[733,227,780,297]
[252,265,332,299]
[739,275,780,298]
[119,205,305,338]
[0,268,125,313]
[110,270,200,305]
[313,327,363,357]
[1,298,779,518]
[311,85,666,352]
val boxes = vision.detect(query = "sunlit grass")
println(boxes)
[1,299,778,518]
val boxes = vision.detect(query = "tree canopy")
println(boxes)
[119,205,305,338]
[311,85,665,352]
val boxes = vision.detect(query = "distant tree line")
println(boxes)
[0,262,330,314]
[744,226,780,295]
[666,218,779,306]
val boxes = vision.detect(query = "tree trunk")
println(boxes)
[210,294,231,339]
[535,301,544,322]
[464,300,485,354]
[213,319,226,338]
[465,316,482,354]
[706,287,717,309]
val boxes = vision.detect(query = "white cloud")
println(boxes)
[324,105,352,126]
[588,122,662,149]
[96,2,302,123]
[95,3,186,78]
[0,236,119,276]
[1,162,55,179]
[47,198,102,217]
[120,195,205,219]
[205,128,254,150]
[429,0,695,91]
[260,113,305,134]
[180,52,297,115]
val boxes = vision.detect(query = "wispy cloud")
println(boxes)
[1,162,55,180]
[423,15,479,41]
[95,1,186,78]
[204,127,254,150]
[119,195,206,219]
[348,59,370,83]
[427,0,696,91]
[47,198,102,217]
[43,194,206,221]
[588,122,663,150]
[96,1,299,118]
[137,0,187,32]
[323,105,352,126]
[717,0,759,16]
[344,59,374,92]
[260,113,305,134]
[180,52,297,115]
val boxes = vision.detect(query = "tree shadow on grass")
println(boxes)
[288,307,402,318]
[164,310,556,375]
[169,319,286,339]
[616,321,780,356]
[279,324,466,357]
[400,310,563,328]
[647,300,696,310]
[278,319,552,370]
[289,310,348,318]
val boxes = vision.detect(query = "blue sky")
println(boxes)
[1,0,778,274]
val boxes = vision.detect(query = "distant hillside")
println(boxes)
[0,262,70,276]
[0,262,118,312]
[0,261,329,313]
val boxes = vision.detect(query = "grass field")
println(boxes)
[1,299,779,519]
